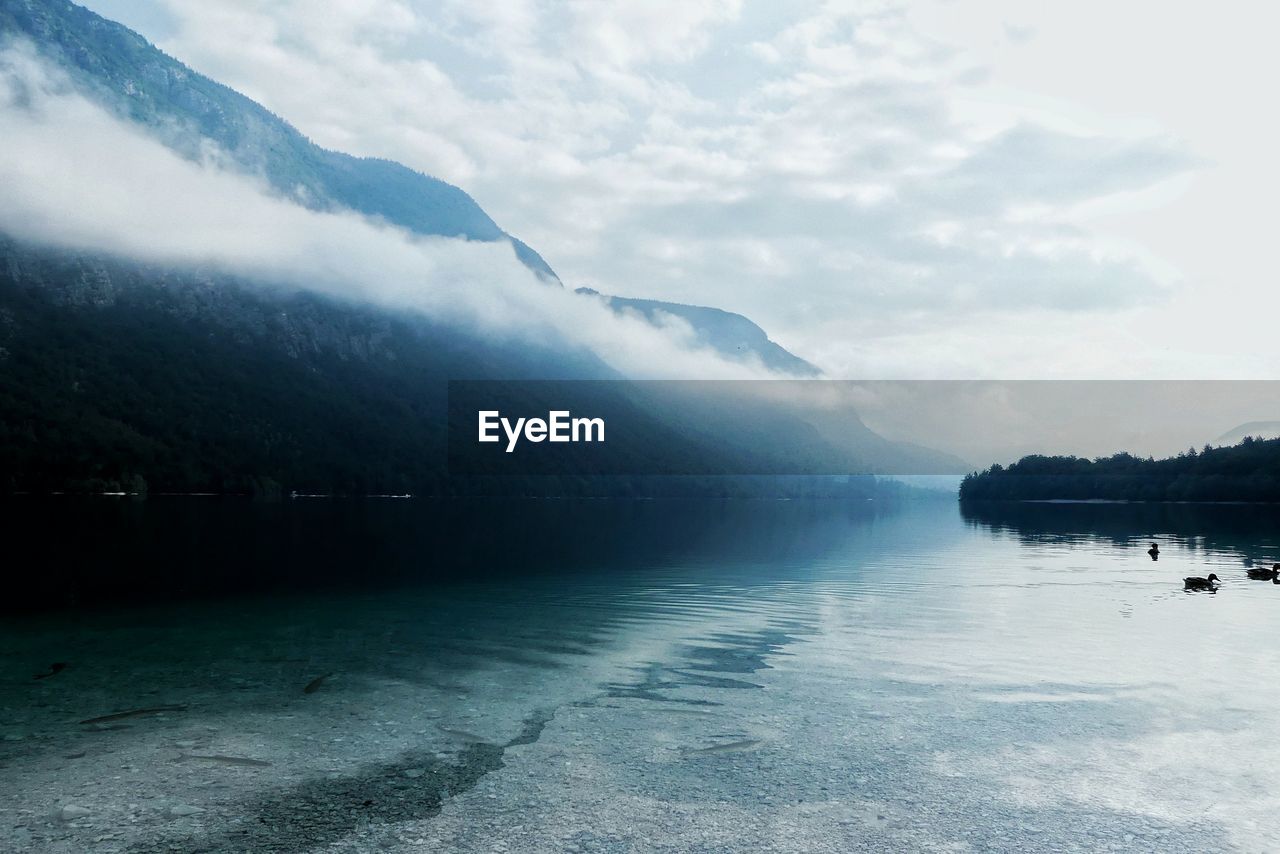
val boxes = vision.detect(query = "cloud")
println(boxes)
[0,40,774,382]
[928,124,1201,212]
[1002,23,1036,45]
[101,0,1208,378]
[565,0,743,70]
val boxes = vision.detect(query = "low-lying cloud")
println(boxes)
[0,40,776,381]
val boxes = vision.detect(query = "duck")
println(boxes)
[1147,543,1160,561]
[1245,563,1280,581]
[1183,573,1220,591]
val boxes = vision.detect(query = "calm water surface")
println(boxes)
[2,498,1278,852]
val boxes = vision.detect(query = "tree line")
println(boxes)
[959,437,1280,502]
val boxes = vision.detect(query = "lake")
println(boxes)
[2,497,1278,852]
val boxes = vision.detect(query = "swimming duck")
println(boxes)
[1245,563,1280,581]
[1183,573,1219,591]
[1148,543,1160,561]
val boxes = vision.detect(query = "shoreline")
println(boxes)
[961,498,1280,506]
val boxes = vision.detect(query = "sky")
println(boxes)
[74,0,1280,380]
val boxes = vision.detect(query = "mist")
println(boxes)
[0,39,776,383]
[843,381,1280,466]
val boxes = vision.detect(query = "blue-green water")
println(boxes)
[2,498,1278,852]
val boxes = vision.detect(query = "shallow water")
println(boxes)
[2,498,1279,852]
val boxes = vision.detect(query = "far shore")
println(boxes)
[969,498,1280,506]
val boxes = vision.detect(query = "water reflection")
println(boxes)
[962,499,1280,560]
[2,498,1279,851]
[2,496,926,613]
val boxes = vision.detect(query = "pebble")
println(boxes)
[58,805,92,821]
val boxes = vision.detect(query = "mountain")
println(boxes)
[0,0,824,371]
[0,235,610,495]
[1216,421,1280,446]
[0,1,965,495]
[0,230,969,494]
[577,289,819,377]
[0,0,558,280]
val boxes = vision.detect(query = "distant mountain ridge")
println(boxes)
[577,289,819,376]
[1216,421,1280,445]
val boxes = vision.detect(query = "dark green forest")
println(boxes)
[0,236,599,497]
[959,437,1280,502]
[0,239,946,500]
